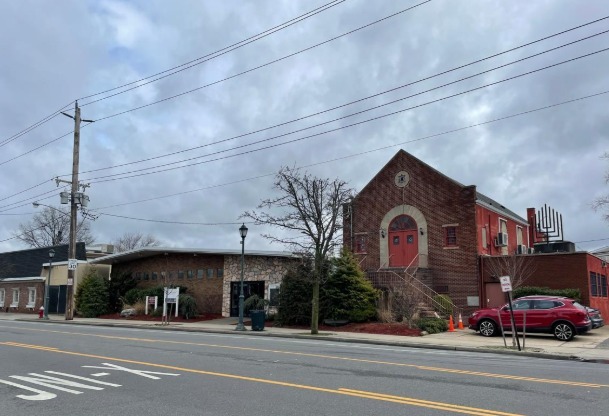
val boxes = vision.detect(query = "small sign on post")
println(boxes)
[499,275,512,292]
[145,296,158,315]
[498,275,521,351]
[162,288,179,321]
[67,259,78,270]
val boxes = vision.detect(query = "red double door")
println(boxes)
[388,215,419,267]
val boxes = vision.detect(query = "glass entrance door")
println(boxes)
[230,281,265,317]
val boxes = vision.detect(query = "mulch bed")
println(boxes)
[267,321,421,336]
[97,313,421,336]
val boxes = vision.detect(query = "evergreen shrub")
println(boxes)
[75,270,109,318]
[416,317,448,334]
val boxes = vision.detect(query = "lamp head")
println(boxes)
[33,202,40,208]
[239,223,248,239]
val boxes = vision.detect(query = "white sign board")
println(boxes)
[67,259,78,270]
[499,275,512,292]
[165,288,179,303]
[163,287,180,318]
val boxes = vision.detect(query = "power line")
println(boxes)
[86,89,608,211]
[0,2,428,171]
[0,129,76,168]
[0,191,58,213]
[0,100,74,148]
[574,237,609,244]
[97,212,254,226]
[0,178,56,204]
[79,0,349,105]
[3,89,607,235]
[90,1,430,122]
[78,46,609,184]
[0,1,345,150]
[70,28,609,179]
[1,44,606,212]
[1,13,606,203]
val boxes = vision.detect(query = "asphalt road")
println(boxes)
[0,321,607,416]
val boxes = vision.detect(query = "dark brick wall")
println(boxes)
[110,253,224,314]
[344,150,480,313]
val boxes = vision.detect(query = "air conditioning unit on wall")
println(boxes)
[527,247,535,254]
[495,232,508,247]
[517,244,527,254]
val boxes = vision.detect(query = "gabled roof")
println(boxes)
[90,247,299,265]
[354,149,467,201]
[0,243,87,280]
[476,192,527,224]
[355,149,528,224]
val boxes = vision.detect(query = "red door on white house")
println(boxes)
[388,215,418,267]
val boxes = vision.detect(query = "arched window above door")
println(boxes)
[389,215,417,231]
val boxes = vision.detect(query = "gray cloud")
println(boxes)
[1,0,608,254]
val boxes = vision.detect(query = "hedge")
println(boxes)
[513,286,581,302]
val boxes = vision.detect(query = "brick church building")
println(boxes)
[344,150,609,319]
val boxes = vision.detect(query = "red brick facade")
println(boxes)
[343,150,609,319]
[0,280,44,313]
[110,253,225,314]
[344,150,481,314]
[481,252,609,318]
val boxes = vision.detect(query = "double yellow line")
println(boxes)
[1,341,522,416]
[2,325,607,389]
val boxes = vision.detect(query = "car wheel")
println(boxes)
[478,319,497,337]
[553,322,575,341]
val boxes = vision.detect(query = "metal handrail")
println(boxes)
[370,259,462,318]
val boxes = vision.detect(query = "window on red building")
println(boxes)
[601,275,607,297]
[354,234,367,254]
[444,226,458,247]
[590,272,598,297]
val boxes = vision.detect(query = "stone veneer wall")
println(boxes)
[222,255,297,317]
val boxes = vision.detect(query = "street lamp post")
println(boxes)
[235,223,248,331]
[44,249,55,320]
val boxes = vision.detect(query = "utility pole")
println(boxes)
[61,101,93,320]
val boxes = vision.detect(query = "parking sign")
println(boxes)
[499,275,512,292]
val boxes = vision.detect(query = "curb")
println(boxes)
[11,318,588,362]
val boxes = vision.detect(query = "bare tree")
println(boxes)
[113,232,162,253]
[243,167,353,334]
[484,254,537,289]
[593,152,609,222]
[14,206,94,248]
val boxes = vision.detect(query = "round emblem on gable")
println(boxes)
[394,171,410,188]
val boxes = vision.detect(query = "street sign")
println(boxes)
[67,259,78,270]
[67,278,74,286]
[499,275,512,292]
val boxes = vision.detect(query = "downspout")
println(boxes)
[349,202,353,252]
[479,254,485,308]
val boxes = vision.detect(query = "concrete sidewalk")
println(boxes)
[1,313,608,362]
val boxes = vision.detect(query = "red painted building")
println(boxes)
[345,149,609,318]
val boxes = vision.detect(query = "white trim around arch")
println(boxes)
[380,205,428,268]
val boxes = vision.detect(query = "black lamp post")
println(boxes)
[44,249,55,320]
[235,223,248,331]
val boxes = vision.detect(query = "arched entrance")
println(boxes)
[388,215,418,267]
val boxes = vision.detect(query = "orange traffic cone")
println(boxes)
[457,313,464,330]
[448,315,455,332]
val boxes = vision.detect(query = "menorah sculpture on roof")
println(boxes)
[535,204,564,246]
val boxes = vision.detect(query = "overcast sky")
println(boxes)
[1,0,608,255]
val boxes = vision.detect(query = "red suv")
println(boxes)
[468,296,592,341]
